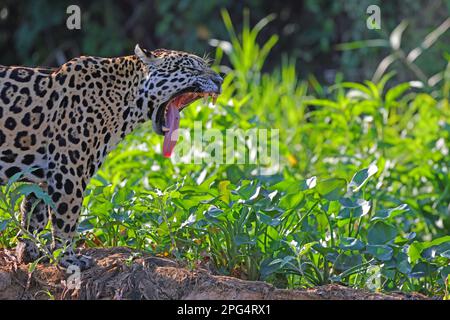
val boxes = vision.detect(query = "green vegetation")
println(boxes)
[1,10,450,298]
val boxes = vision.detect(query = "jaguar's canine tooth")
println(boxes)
[212,94,217,105]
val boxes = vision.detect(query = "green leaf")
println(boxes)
[337,198,371,219]
[333,254,363,271]
[260,257,286,278]
[440,250,450,259]
[77,219,94,232]
[112,188,134,205]
[236,180,260,200]
[385,83,410,105]
[408,236,450,263]
[367,221,397,245]
[218,180,231,204]
[226,165,244,183]
[299,242,317,256]
[0,219,11,232]
[408,242,424,263]
[410,262,436,278]
[268,255,295,268]
[257,212,281,227]
[28,258,40,274]
[14,184,56,211]
[204,206,224,220]
[339,237,365,251]
[366,244,393,261]
[340,82,373,97]
[317,178,347,201]
[234,234,255,245]
[271,179,302,194]
[396,253,412,274]
[371,204,409,221]
[279,192,304,210]
[348,163,378,192]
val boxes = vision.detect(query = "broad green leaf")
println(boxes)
[226,165,244,183]
[408,236,450,263]
[271,179,302,194]
[234,234,255,245]
[317,178,347,201]
[348,163,378,192]
[337,198,371,219]
[371,204,409,221]
[367,221,397,245]
[268,255,295,268]
[218,180,231,204]
[257,212,281,227]
[78,219,95,232]
[333,254,363,271]
[180,213,197,228]
[0,219,11,232]
[396,253,412,274]
[260,257,286,278]
[279,192,304,210]
[14,184,56,211]
[339,237,365,251]
[205,206,224,218]
[112,188,134,205]
[299,242,317,256]
[366,244,393,261]
[236,180,260,200]
[410,262,437,278]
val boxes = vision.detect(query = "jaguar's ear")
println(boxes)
[135,44,160,66]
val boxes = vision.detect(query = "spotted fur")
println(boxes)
[0,45,222,269]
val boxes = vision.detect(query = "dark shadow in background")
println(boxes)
[0,0,449,82]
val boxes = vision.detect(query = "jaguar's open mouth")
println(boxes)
[156,88,219,158]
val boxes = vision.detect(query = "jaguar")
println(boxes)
[0,44,222,269]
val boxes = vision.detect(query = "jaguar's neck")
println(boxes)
[51,54,153,168]
[107,55,151,137]
[102,55,155,152]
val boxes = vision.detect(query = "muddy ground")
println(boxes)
[0,247,430,300]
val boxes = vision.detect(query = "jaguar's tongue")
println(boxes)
[163,102,180,158]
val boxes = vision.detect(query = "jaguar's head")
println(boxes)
[135,44,223,157]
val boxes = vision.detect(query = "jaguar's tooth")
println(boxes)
[162,126,170,132]
[212,94,218,105]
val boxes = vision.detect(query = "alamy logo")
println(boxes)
[170,122,280,175]
[365,265,382,290]
[66,5,81,30]
[366,5,381,30]
[66,265,81,289]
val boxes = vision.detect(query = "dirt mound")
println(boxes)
[0,247,429,300]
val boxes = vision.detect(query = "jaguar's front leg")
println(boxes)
[16,190,50,264]
[47,177,92,270]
